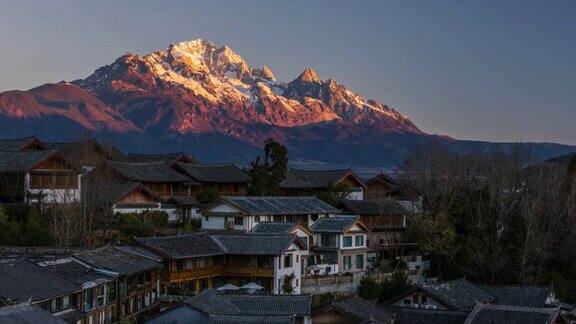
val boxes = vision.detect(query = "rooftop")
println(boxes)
[187,290,312,316]
[212,233,302,256]
[250,222,299,234]
[330,296,392,323]
[74,246,161,276]
[388,306,471,324]
[175,162,249,184]
[0,258,79,304]
[136,233,226,259]
[341,199,407,215]
[310,216,362,233]
[479,285,554,308]
[213,196,338,216]
[106,160,191,183]
[464,304,561,324]
[0,150,59,172]
[0,303,65,324]
[38,257,112,287]
[0,136,44,152]
[418,278,496,309]
[280,169,365,189]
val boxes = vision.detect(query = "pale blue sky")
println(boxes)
[0,0,574,144]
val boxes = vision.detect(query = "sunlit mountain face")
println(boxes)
[0,39,573,168]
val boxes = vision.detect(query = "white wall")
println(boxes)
[25,173,82,204]
[348,189,363,200]
[273,243,305,294]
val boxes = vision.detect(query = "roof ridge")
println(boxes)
[0,136,37,141]
[45,139,96,144]
[127,152,184,156]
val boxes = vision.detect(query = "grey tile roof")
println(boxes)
[310,216,360,233]
[136,233,226,259]
[464,304,561,324]
[212,233,301,256]
[0,150,58,172]
[219,196,338,216]
[0,259,79,304]
[250,222,297,234]
[38,258,112,287]
[389,307,471,324]
[479,285,553,308]
[53,307,86,323]
[365,173,398,187]
[342,199,407,215]
[281,169,364,189]
[106,160,190,183]
[169,195,198,207]
[0,137,43,151]
[0,303,66,324]
[175,163,249,184]
[331,296,392,323]
[419,279,496,309]
[209,315,295,324]
[122,152,199,164]
[74,246,161,276]
[187,290,312,317]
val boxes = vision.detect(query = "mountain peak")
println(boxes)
[298,68,321,83]
[261,65,276,80]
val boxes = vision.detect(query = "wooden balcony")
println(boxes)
[165,265,274,283]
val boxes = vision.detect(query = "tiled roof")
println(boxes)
[0,137,43,151]
[331,296,392,323]
[464,304,561,324]
[0,303,65,324]
[74,246,161,276]
[418,278,496,309]
[122,152,199,164]
[310,216,360,233]
[280,169,364,189]
[169,195,198,207]
[209,315,295,324]
[0,150,58,172]
[211,233,302,256]
[175,163,249,184]
[136,233,226,259]
[341,199,407,215]
[389,307,471,324]
[479,285,553,308]
[365,173,398,187]
[250,222,297,234]
[218,196,338,216]
[38,258,112,287]
[106,160,190,183]
[0,259,79,304]
[187,290,312,316]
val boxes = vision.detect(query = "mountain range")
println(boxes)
[0,39,573,169]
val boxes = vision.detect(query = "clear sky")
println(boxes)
[0,0,574,144]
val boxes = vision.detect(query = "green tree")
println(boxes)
[196,189,220,205]
[316,184,352,206]
[358,276,381,301]
[282,273,295,294]
[378,270,411,302]
[248,139,288,196]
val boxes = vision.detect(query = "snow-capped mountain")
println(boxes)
[0,39,573,167]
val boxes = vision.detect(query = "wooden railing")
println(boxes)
[165,265,274,282]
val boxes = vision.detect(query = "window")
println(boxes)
[175,260,184,270]
[234,217,244,226]
[197,257,206,269]
[343,236,352,247]
[421,294,427,304]
[204,215,209,222]
[284,254,292,268]
[343,256,351,271]
[355,254,364,269]
[412,294,418,304]
[254,215,260,222]
[355,236,364,247]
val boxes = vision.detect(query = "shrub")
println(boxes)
[358,276,381,301]
[196,189,220,205]
[378,270,411,302]
[117,213,153,237]
[282,273,295,294]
